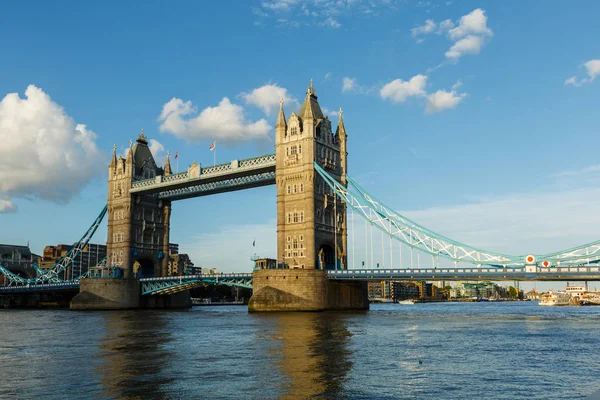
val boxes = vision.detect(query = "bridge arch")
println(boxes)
[317,244,335,270]
[134,259,156,278]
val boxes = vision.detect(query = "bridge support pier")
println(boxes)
[71,278,140,310]
[248,269,369,312]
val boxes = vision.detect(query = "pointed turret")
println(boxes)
[336,107,346,137]
[336,108,348,184]
[299,79,324,121]
[276,98,287,128]
[164,151,172,176]
[125,139,134,176]
[109,144,117,170]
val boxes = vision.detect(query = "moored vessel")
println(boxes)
[539,290,571,306]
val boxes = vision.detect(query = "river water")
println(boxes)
[0,302,599,400]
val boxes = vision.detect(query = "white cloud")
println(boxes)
[586,59,600,80]
[445,34,486,59]
[553,164,600,178]
[342,77,358,92]
[411,19,436,37]
[410,9,492,59]
[380,75,428,103]
[447,8,492,40]
[566,59,600,86]
[262,0,298,11]
[158,97,271,143]
[322,17,341,28]
[256,0,396,28]
[438,19,454,33]
[240,83,297,116]
[0,199,17,213]
[564,76,580,87]
[0,85,102,212]
[321,106,341,118]
[148,139,166,166]
[425,89,466,113]
[324,72,332,81]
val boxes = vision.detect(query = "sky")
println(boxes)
[0,0,599,290]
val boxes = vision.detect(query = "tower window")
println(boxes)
[291,126,297,135]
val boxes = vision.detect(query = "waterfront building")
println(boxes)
[525,290,540,300]
[450,282,507,299]
[368,281,393,299]
[40,243,106,280]
[392,281,420,300]
[168,253,193,276]
[0,244,39,282]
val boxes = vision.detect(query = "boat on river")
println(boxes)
[539,290,571,306]
[398,299,415,305]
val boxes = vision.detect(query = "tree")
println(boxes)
[508,286,518,298]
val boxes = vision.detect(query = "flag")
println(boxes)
[175,152,179,159]
[253,240,255,247]
[209,141,216,151]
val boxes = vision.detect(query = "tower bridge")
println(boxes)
[3,80,600,310]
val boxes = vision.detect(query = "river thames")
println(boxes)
[0,302,599,399]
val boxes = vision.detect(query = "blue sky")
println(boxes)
[1,1,599,289]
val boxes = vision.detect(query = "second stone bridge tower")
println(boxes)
[249,82,368,311]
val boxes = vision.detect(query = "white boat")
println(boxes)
[539,290,571,306]
[398,299,415,305]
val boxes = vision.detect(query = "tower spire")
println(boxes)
[164,151,172,176]
[109,144,117,168]
[276,97,287,129]
[336,107,346,136]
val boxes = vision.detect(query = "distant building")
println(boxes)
[168,243,179,255]
[254,258,278,270]
[168,253,191,276]
[185,265,217,275]
[392,281,421,300]
[450,282,507,299]
[367,281,393,299]
[40,243,106,280]
[0,244,39,281]
[525,290,539,300]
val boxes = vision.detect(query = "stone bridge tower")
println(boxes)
[249,81,368,312]
[106,132,172,279]
[274,81,348,270]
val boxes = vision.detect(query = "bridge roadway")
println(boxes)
[129,154,276,200]
[2,265,600,295]
[328,265,600,281]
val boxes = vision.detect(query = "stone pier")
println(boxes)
[248,269,369,312]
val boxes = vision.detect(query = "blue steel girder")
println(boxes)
[140,273,253,295]
[36,205,108,283]
[130,154,276,200]
[0,282,80,293]
[158,171,275,201]
[328,265,600,281]
[314,163,600,268]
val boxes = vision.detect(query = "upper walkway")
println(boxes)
[129,154,276,200]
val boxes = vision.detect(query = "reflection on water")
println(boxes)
[1,303,600,399]
[258,313,354,399]
[97,311,175,400]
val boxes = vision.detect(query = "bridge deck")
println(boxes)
[328,266,600,281]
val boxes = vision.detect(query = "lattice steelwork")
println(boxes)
[130,153,276,196]
[328,266,600,281]
[0,206,107,287]
[158,171,276,201]
[315,162,600,268]
[140,273,253,295]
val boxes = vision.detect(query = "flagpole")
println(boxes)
[214,146,216,167]
[176,157,179,173]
